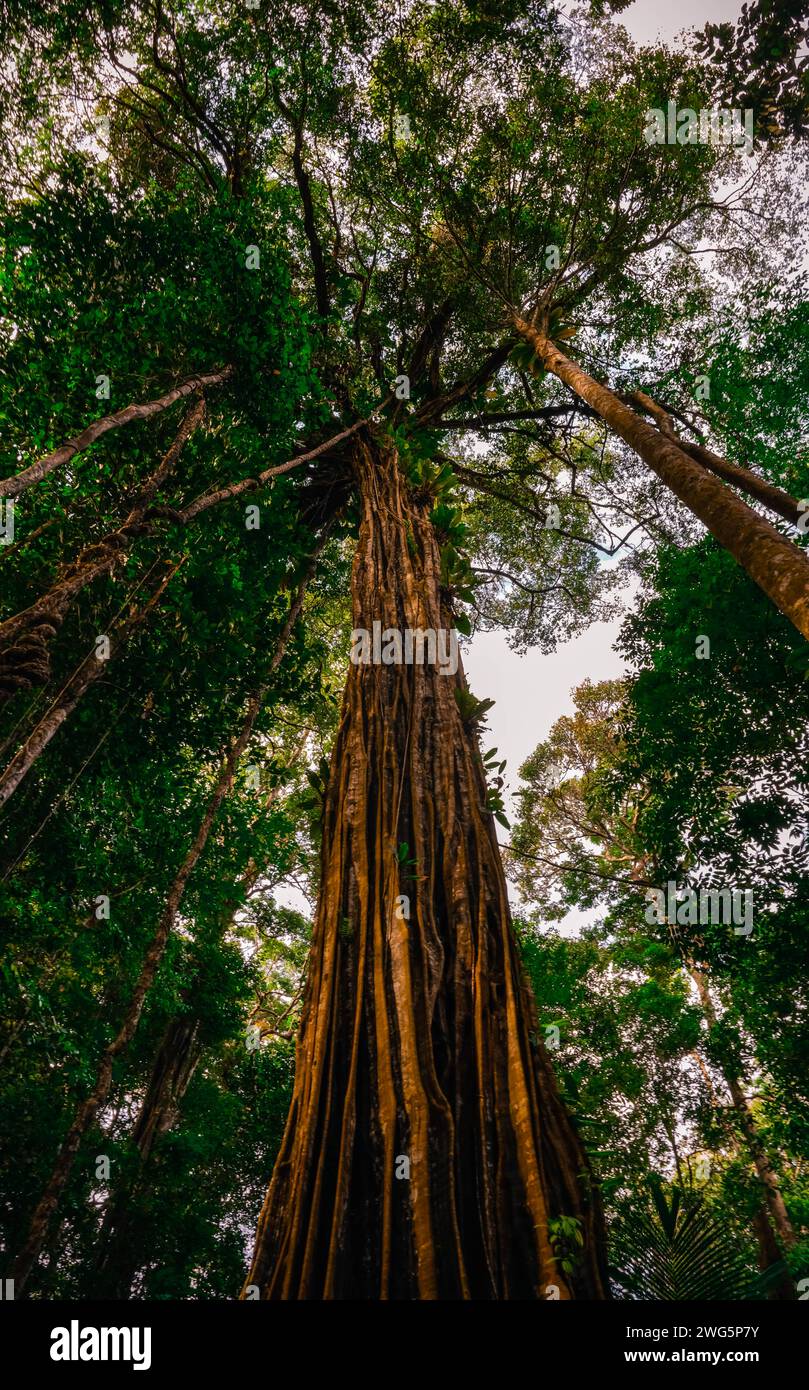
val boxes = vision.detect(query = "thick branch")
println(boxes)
[0,368,232,499]
[0,399,206,700]
[416,340,515,425]
[0,561,180,809]
[433,404,598,431]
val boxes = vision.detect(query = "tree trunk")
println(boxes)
[751,1207,795,1300]
[89,1014,203,1299]
[130,1015,204,1163]
[514,319,809,641]
[629,390,802,528]
[626,861,795,1296]
[244,434,607,1300]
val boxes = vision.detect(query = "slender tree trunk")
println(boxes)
[513,319,809,641]
[0,368,232,499]
[691,1046,793,1298]
[87,727,310,1298]
[751,1207,795,1299]
[245,434,607,1300]
[0,398,205,702]
[89,1014,204,1299]
[0,560,181,809]
[687,965,796,1296]
[90,788,290,1298]
[630,390,802,527]
[130,1016,204,1164]
[9,561,315,1295]
[630,856,796,1295]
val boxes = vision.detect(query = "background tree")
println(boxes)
[510,542,809,1295]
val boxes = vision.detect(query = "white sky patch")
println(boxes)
[466,594,634,935]
[606,0,744,47]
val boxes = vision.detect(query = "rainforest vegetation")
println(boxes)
[0,0,807,1301]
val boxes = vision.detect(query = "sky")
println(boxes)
[612,0,744,47]
[464,614,629,813]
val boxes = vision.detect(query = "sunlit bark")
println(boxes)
[515,320,809,641]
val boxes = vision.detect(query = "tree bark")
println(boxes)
[244,433,607,1300]
[0,368,232,499]
[0,398,205,702]
[630,390,802,528]
[751,1207,795,1299]
[687,966,796,1266]
[513,319,809,641]
[133,1016,205,1165]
